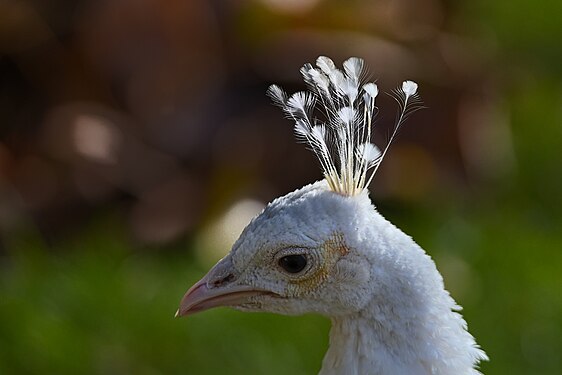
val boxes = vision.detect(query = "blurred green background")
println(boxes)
[1,0,561,374]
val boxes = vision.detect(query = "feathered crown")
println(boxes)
[268,56,423,196]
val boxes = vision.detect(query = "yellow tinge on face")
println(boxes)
[285,232,349,296]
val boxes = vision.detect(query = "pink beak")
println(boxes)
[175,273,273,317]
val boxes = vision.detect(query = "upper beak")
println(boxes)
[175,271,273,317]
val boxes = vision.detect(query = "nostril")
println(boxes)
[212,273,235,288]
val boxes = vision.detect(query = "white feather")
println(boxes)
[402,80,418,97]
[309,68,330,94]
[343,57,364,84]
[362,82,378,100]
[302,64,325,93]
[287,92,314,118]
[311,124,326,141]
[294,119,310,141]
[269,56,423,196]
[358,142,381,166]
[338,106,355,126]
[316,56,336,75]
[328,69,347,97]
[267,84,287,107]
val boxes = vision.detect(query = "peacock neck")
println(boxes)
[318,232,486,375]
[319,299,433,375]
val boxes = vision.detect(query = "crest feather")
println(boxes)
[268,56,423,196]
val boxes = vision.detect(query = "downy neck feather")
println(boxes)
[319,197,487,375]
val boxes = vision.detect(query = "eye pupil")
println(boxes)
[279,254,307,274]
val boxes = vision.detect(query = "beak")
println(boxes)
[175,272,273,317]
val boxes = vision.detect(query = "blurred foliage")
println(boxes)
[0,217,329,375]
[1,0,562,374]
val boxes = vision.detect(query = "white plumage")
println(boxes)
[177,56,487,374]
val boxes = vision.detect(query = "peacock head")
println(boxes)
[177,180,383,318]
[176,55,422,319]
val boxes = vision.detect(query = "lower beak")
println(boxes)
[176,276,272,317]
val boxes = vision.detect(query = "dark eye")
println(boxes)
[278,254,307,274]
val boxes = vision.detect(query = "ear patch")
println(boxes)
[324,231,349,257]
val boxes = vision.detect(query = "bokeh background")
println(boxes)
[1,0,561,374]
